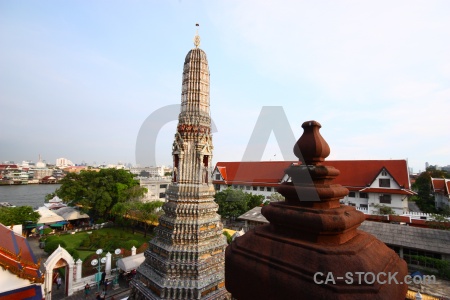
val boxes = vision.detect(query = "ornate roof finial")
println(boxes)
[194,23,201,48]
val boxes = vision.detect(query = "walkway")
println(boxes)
[27,235,49,274]
[58,277,130,300]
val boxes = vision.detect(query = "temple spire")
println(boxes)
[194,23,201,48]
[129,33,228,300]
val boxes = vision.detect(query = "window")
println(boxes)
[159,193,166,198]
[215,174,221,180]
[246,186,250,190]
[360,204,368,209]
[379,179,390,188]
[402,248,442,269]
[267,187,272,192]
[215,185,220,190]
[360,193,368,198]
[259,187,265,191]
[233,185,237,189]
[380,194,391,204]
[160,184,167,189]
[348,192,356,198]
[252,186,257,191]
[381,170,388,176]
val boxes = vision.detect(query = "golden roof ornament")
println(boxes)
[194,23,201,48]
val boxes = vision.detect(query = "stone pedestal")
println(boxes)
[225,120,408,300]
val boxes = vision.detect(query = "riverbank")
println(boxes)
[0,181,60,185]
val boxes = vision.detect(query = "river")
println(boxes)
[0,184,61,208]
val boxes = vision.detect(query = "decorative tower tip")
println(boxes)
[194,23,201,48]
[294,120,330,165]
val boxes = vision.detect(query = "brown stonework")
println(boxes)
[225,120,408,299]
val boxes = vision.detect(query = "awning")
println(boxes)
[36,207,64,224]
[54,207,89,220]
[25,223,44,229]
[116,253,145,272]
[49,223,64,228]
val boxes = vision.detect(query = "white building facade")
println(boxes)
[56,158,74,168]
[139,177,171,202]
[213,160,415,215]
[130,166,169,177]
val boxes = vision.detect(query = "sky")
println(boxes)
[1,1,449,173]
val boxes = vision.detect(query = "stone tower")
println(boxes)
[129,30,228,300]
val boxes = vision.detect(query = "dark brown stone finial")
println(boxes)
[225,120,408,300]
[294,120,330,165]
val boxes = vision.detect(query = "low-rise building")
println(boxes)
[130,166,170,177]
[431,177,450,210]
[139,177,171,202]
[213,160,415,215]
[56,157,74,168]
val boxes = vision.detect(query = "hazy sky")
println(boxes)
[1,1,449,173]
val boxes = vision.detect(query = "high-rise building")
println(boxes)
[129,29,228,299]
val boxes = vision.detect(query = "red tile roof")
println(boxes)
[214,160,412,191]
[432,178,445,191]
[0,224,43,283]
[325,160,411,189]
[431,178,449,194]
[0,164,18,170]
[215,161,292,185]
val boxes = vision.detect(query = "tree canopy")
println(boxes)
[214,188,264,219]
[51,169,147,220]
[0,206,40,226]
[110,200,163,236]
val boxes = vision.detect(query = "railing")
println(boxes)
[354,207,450,221]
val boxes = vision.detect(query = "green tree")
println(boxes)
[66,248,80,261]
[223,231,232,244]
[44,239,67,255]
[110,200,163,236]
[214,188,264,219]
[137,201,164,237]
[0,206,40,226]
[269,192,285,202]
[374,205,396,215]
[52,169,147,221]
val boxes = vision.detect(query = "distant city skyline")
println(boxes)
[1,1,449,174]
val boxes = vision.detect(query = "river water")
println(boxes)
[0,184,61,208]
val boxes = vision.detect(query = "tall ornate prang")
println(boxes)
[129,28,228,300]
[225,121,408,300]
